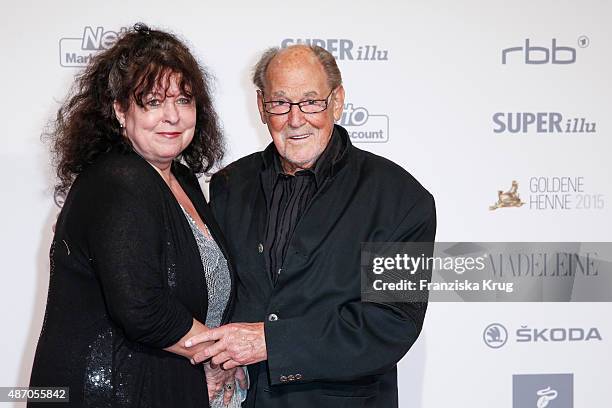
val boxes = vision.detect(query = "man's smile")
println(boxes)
[287,133,312,141]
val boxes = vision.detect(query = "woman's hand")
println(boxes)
[163,319,214,360]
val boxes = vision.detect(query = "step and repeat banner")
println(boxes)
[2,1,610,407]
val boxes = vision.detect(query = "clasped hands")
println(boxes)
[185,322,267,403]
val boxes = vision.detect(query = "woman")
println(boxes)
[30,24,245,407]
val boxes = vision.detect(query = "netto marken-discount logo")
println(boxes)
[338,103,389,143]
[281,39,388,61]
[59,26,128,67]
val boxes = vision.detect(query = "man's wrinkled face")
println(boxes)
[257,47,345,174]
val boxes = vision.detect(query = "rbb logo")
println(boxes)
[502,39,576,65]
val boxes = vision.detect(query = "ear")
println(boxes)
[113,101,126,128]
[331,85,345,122]
[256,90,267,124]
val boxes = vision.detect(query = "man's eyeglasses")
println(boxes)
[261,89,335,115]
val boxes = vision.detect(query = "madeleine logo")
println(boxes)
[489,180,525,210]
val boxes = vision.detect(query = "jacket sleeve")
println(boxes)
[86,175,193,349]
[264,192,436,385]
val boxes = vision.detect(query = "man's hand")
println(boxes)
[186,322,267,369]
[204,363,248,404]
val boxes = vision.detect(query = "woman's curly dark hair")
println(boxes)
[50,23,224,198]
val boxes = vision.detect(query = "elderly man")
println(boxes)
[187,44,436,407]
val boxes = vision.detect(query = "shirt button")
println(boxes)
[258,243,264,253]
[280,375,287,383]
[268,313,278,322]
[295,374,302,380]
[288,375,295,382]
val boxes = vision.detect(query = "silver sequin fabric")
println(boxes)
[180,206,247,407]
[180,206,231,328]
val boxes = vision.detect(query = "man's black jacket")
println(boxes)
[210,125,436,408]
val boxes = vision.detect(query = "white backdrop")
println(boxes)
[2,1,611,406]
